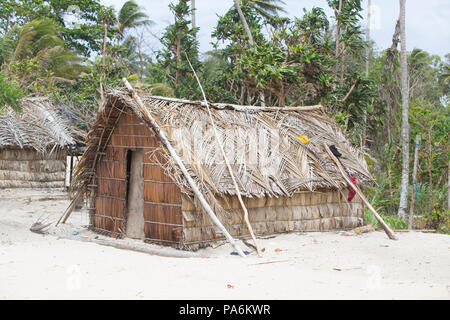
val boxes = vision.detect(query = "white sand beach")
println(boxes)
[0,188,449,300]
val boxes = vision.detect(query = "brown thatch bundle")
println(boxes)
[72,88,373,202]
[0,97,83,153]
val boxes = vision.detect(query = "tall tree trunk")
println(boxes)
[335,0,343,57]
[175,35,181,88]
[191,0,199,60]
[233,0,265,106]
[5,14,10,33]
[365,0,371,77]
[339,50,346,85]
[363,0,371,147]
[334,0,343,75]
[191,0,196,35]
[427,128,433,225]
[138,44,144,80]
[397,0,410,218]
[380,19,400,144]
[234,0,254,44]
[129,35,145,80]
[409,135,420,229]
[102,23,108,65]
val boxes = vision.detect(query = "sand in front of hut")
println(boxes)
[0,188,449,300]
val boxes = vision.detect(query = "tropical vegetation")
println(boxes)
[0,0,448,232]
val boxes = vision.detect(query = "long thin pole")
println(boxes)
[365,0,371,77]
[122,78,246,257]
[409,135,420,229]
[324,144,398,240]
[447,159,450,212]
[233,0,265,106]
[141,95,323,112]
[363,0,371,147]
[59,234,202,258]
[397,0,410,218]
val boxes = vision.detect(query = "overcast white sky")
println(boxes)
[101,0,450,58]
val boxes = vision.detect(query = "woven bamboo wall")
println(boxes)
[0,148,66,188]
[93,108,183,245]
[182,189,365,247]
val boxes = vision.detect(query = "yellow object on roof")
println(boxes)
[297,136,309,144]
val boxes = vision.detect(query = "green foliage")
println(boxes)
[365,210,408,230]
[61,57,130,108]
[295,7,330,47]
[213,3,264,45]
[155,0,201,99]
[0,0,104,56]
[209,3,372,111]
[147,83,175,97]
[0,72,23,112]
[117,0,152,39]
[0,19,86,95]
[246,0,286,20]
[0,0,447,228]
[432,210,450,234]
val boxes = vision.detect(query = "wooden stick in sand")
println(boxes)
[58,234,202,258]
[323,144,398,240]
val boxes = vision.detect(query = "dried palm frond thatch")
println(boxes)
[71,87,374,202]
[0,96,84,153]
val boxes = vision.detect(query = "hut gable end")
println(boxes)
[92,104,182,245]
[0,97,79,188]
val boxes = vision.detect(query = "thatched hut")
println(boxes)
[70,88,373,249]
[0,97,81,188]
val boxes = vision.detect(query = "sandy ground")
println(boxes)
[0,188,449,300]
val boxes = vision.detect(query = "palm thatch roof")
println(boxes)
[0,97,83,153]
[73,87,373,200]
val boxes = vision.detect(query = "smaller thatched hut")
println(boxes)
[0,97,82,188]
[69,88,374,250]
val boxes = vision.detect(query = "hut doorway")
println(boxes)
[125,149,145,239]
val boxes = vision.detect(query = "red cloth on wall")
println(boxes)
[348,176,357,202]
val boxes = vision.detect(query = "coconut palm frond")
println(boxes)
[4,19,84,81]
[0,26,20,64]
[118,0,152,37]
[247,0,286,19]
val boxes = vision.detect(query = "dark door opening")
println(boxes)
[125,149,145,239]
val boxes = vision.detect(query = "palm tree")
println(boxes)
[365,0,371,77]
[1,19,84,82]
[363,0,371,146]
[117,0,152,42]
[248,0,286,19]
[98,6,117,65]
[398,0,410,218]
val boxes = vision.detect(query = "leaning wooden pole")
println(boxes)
[56,192,82,226]
[323,144,398,240]
[58,234,202,258]
[122,78,246,257]
[142,95,323,112]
